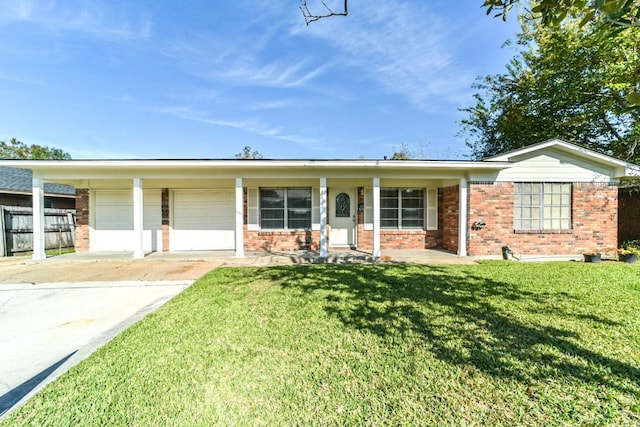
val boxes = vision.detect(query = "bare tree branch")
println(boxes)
[300,0,348,25]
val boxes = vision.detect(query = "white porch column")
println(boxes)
[133,178,144,259]
[458,177,468,256]
[235,177,244,258]
[32,176,46,260]
[319,177,328,258]
[372,177,381,258]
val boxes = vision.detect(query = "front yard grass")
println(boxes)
[5,262,640,426]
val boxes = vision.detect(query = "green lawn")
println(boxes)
[5,262,640,426]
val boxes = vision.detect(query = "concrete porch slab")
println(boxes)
[33,248,476,266]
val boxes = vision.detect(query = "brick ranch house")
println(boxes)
[0,139,638,261]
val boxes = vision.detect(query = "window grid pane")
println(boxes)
[260,187,311,230]
[380,188,425,229]
[287,188,311,230]
[514,182,571,231]
[401,189,424,229]
[381,188,399,229]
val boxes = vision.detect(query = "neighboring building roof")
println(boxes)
[0,166,75,196]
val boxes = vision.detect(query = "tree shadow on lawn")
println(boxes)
[262,264,639,394]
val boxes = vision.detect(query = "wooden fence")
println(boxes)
[0,206,76,256]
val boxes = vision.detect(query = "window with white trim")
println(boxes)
[380,188,425,229]
[514,182,571,231]
[259,188,312,229]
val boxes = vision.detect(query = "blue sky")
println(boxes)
[0,0,521,160]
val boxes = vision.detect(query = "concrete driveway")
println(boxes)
[0,256,222,419]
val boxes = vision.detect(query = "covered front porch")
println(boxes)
[11,158,511,261]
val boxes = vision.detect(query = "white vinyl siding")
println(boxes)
[486,151,614,183]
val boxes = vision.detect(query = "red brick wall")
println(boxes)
[244,227,320,251]
[468,182,618,256]
[440,185,459,252]
[572,183,618,253]
[467,182,513,256]
[357,227,369,249]
[75,189,89,252]
[357,228,440,250]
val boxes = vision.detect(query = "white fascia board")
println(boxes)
[0,159,513,173]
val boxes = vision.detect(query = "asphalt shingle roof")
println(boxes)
[0,166,75,196]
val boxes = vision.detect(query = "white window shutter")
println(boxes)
[312,187,320,230]
[364,187,373,231]
[426,188,438,230]
[247,188,259,230]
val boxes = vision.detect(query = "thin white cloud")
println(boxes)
[0,0,152,42]
[158,3,331,92]
[0,72,42,85]
[292,1,474,108]
[216,59,332,88]
[107,94,134,102]
[146,105,327,150]
[247,98,301,111]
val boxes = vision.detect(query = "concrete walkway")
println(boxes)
[43,248,479,266]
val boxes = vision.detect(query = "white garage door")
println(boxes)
[171,189,235,251]
[93,190,161,252]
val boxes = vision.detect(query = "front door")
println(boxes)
[329,189,356,247]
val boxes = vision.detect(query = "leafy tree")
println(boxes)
[302,1,640,30]
[0,138,71,160]
[483,0,640,29]
[235,146,264,159]
[389,143,429,160]
[300,1,640,105]
[459,19,640,161]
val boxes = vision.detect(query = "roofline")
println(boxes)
[0,159,513,170]
[0,189,76,198]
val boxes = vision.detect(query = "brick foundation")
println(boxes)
[244,228,320,251]
[468,182,618,256]
[75,189,90,252]
[356,228,440,250]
